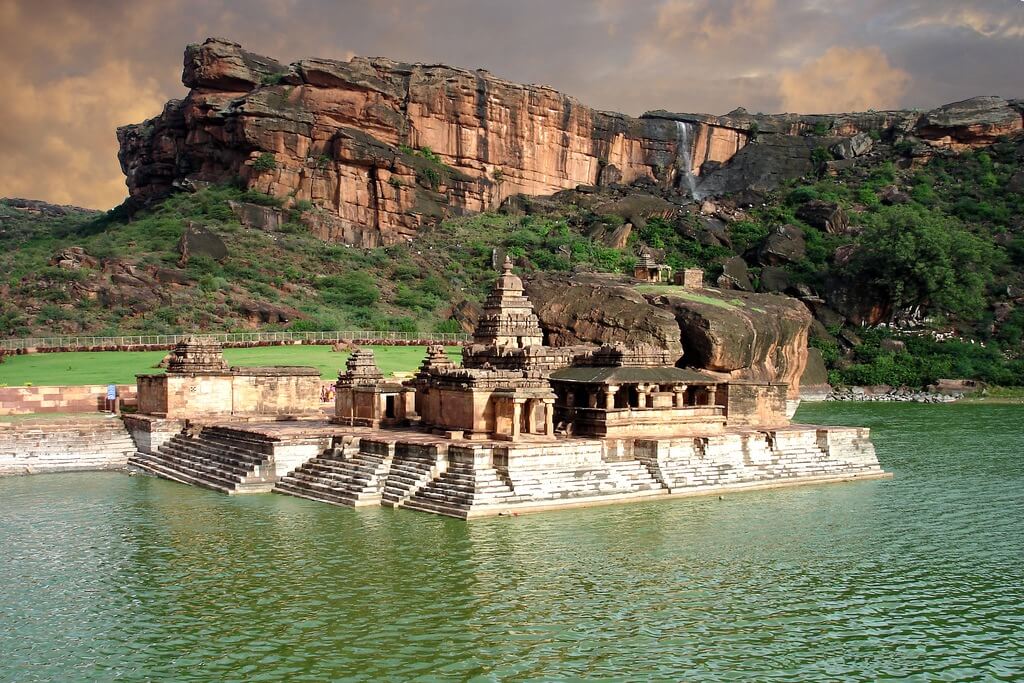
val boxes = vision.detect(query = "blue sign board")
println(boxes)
[106,384,117,401]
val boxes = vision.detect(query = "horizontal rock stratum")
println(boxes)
[119,38,1024,248]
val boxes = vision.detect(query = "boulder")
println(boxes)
[879,185,911,205]
[177,221,228,266]
[1008,170,1024,194]
[153,267,194,286]
[524,272,812,399]
[759,266,791,293]
[830,132,874,159]
[718,256,754,291]
[757,224,805,265]
[832,244,858,267]
[586,218,633,249]
[524,273,683,355]
[236,300,301,325]
[650,286,812,400]
[796,200,849,235]
[50,247,99,270]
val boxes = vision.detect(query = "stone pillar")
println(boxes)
[637,384,651,409]
[511,400,522,439]
[673,384,688,408]
[706,384,719,406]
[603,385,619,410]
[543,399,555,436]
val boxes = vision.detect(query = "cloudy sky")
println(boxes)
[1,0,1021,209]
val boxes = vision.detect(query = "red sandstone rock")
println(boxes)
[119,39,1022,250]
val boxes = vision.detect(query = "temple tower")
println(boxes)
[473,256,544,348]
[166,336,229,374]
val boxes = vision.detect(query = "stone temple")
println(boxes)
[127,258,887,518]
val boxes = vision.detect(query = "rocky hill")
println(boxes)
[2,38,1022,389]
[119,38,1021,248]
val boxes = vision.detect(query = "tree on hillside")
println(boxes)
[843,205,1000,321]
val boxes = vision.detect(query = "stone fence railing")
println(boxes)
[0,330,471,353]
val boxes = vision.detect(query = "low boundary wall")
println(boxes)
[0,384,137,416]
[1,330,469,353]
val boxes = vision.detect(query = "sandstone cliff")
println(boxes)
[120,39,1022,249]
[524,273,811,399]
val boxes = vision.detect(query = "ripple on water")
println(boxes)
[0,403,1022,681]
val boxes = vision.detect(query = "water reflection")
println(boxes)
[0,403,1021,680]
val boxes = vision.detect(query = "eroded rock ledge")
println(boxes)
[524,273,811,399]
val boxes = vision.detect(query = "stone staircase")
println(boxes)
[401,458,664,518]
[641,430,883,492]
[762,430,882,480]
[505,461,664,503]
[128,427,275,494]
[401,462,516,518]
[381,444,446,508]
[0,418,138,475]
[273,439,394,507]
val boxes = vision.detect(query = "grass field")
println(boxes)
[0,345,462,386]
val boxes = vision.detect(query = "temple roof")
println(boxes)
[549,366,718,384]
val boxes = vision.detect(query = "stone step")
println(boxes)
[276,475,362,501]
[172,435,268,465]
[129,452,271,494]
[160,442,258,477]
[135,450,248,488]
[159,446,266,477]
[399,498,471,519]
[273,480,360,507]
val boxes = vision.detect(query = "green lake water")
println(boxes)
[1,403,1022,681]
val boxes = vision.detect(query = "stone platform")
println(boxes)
[127,419,889,517]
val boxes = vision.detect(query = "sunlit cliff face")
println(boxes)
[1,0,1020,209]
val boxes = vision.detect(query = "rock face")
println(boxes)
[524,273,811,399]
[916,96,1023,149]
[119,39,1022,248]
[119,38,742,248]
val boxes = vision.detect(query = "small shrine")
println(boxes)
[633,247,672,283]
[334,349,405,427]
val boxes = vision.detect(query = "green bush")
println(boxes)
[316,271,379,307]
[254,153,277,172]
[729,220,770,253]
[811,120,831,136]
[786,186,819,205]
[811,146,832,165]
[434,319,464,333]
[418,167,441,190]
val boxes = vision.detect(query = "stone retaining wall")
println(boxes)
[0,418,138,475]
[0,384,137,416]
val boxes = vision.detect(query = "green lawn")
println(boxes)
[0,345,462,387]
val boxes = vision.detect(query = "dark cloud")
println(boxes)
[0,0,1020,208]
